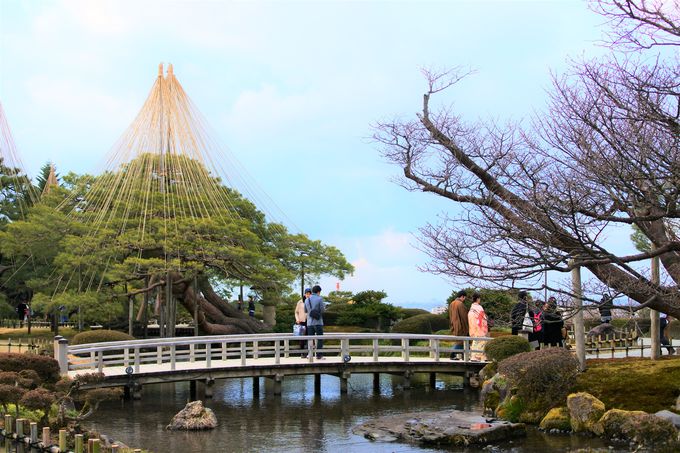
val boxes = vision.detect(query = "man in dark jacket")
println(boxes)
[511,291,532,335]
[598,294,613,323]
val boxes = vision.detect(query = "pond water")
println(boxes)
[85,374,625,452]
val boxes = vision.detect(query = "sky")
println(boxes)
[0,0,637,310]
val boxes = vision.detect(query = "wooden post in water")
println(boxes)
[650,252,660,360]
[58,429,67,451]
[373,373,380,394]
[571,261,586,371]
[429,372,436,390]
[252,377,260,398]
[75,434,84,453]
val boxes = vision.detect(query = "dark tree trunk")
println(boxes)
[169,274,270,335]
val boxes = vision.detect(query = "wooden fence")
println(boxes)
[0,338,50,354]
[0,414,141,452]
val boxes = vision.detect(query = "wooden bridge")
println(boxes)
[54,333,490,399]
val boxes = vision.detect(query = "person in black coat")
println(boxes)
[541,297,564,347]
[511,291,533,335]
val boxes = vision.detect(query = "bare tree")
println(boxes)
[374,0,680,317]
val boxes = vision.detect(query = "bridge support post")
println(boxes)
[314,374,321,396]
[373,373,380,393]
[273,374,283,396]
[204,378,215,398]
[463,371,471,387]
[403,370,412,390]
[190,380,197,400]
[132,383,142,400]
[429,372,436,390]
[253,377,260,398]
[339,372,350,394]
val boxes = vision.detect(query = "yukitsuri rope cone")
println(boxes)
[53,64,287,335]
[0,102,38,283]
[0,102,37,222]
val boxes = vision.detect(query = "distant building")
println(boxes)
[431,306,447,315]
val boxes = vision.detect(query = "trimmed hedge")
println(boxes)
[484,335,531,362]
[0,353,60,384]
[399,308,429,319]
[71,329,134,345]
[391,313,449,334]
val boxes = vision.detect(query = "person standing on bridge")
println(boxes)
[467,293,488,361]
[449,290,469,359]
[295,288,311,357]
[305,285,326,360]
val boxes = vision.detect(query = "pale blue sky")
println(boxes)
[1,0,632,309]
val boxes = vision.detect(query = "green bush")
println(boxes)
[498,348,579,418]
[399,308,429,319]
[391,313,449,334]
[0,353,60,384]
[273,303,296,333]
[71,329,134,345]
[484,336,531,362]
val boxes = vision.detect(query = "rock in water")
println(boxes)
[167,401,217,430]
[353,410,525,446]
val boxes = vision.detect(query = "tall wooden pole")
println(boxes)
[193,275,199,337]
[650,251,660,360]
[571,261,586,371]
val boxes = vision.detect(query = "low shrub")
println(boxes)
[483,336,530,362]
[391,313,449,334]
[498,348,579,417]
[399,308,429,319]
[71,329,134,345]
[0,353,60,383]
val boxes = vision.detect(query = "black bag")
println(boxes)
[309,307,321,320]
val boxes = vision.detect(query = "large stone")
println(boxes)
[656,409,680,428]
[567,392,605,433]
[586,323,616,339]
[596,409,678,446]
[353,409,525,446]
[539,407,571,432]
[593,408,646,437]
[480,373,508,417]
[166,400,217,430]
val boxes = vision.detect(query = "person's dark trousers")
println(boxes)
[660,318,676,354]
[307,324,324,357]
[450,342,463,360]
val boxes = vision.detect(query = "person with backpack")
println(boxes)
[304,285,326,360]
[511,291,533,336]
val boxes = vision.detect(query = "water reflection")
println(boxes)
[85,374,622,452]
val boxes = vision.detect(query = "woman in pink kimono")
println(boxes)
[467,293,488,361]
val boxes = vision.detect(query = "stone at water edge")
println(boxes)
[567,392,605,433]
[539,407,571,432]
[655,410,680,429]
[166,400,218,430]
[353,409,525,446]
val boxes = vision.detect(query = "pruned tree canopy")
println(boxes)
[374,0,680,317]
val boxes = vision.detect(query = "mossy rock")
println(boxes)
[593,408,646,437]
[71,329,135,345]
[596,409,678,445]
[567,392,606,433]
[496,395,525,423]
[539,407,571,431]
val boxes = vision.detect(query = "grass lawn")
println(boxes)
[575,356,680,413]
[0,326,78,341]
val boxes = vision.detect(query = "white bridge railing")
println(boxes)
[55,333,492,375]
